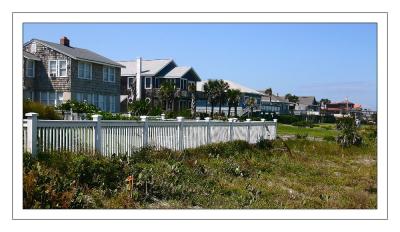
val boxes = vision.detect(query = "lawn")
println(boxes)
[23,133,377,209]
[277,123,339,138]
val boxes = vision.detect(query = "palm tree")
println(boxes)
[203,82,210,114]
[226,89,241,118]
[265,88,272,102]
[246,97,256,118]
[216,79,229,115]
[159,82,175,112]
[205,80,219,117]
[188,83,197,118]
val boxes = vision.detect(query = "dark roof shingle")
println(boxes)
[29,39,124,67]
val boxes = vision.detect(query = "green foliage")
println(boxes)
[128,100,151,116]
[23,100,62,120]
[56,100,99,114]
[277,115,301,124]
[292,120,315,128]
[295,133,308,139]
[23,137,376,209]
[336,117,363,147]
[323,135,336,142]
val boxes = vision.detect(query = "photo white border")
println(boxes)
[12,12,388,220]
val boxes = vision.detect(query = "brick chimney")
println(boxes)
[60,36,70,47]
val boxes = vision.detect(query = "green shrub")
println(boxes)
[336,117,362,147]
[256,138,273,150]
[23,100,61,120]
[277,115,301,124]
[323,135,336,142]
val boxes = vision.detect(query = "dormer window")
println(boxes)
[30,42,36,53]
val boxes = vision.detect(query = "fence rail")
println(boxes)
[23,113,277,156]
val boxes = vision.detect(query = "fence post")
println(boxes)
[26,112,38,156]
[177,117,184,150]
[92,114,102,154]
[205,117,211,144]
[246,118,251,142]
[141,116,148,146]
[273,118,278,139]
[261,118,266,140]
[161,113,165,121]
[228,118,234,141]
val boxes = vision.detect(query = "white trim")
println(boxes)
[48,60,67,78]
[145,76,152,89]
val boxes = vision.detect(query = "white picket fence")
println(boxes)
[23,113,277,156]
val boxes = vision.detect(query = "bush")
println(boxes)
[336,117,362,147]
[277,115,301,124]
[23,100,61,120]
[323,135,336,142]
[256,138,273,150]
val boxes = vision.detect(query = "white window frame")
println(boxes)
[25,59,35,78]
[48,60,68,77]
[145,77,152,89]
[30,42,36,53]
[103,66,116,82]
[78,62,92,80]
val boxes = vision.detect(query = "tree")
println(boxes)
[188,83,197,118]
[264,88,272,102]
[285,93,299,103]
[159,82,176,112]
[320,98,331,106]
[226,89,241,118]
[216,79,230,115]
[204,80,219,117]
[246,97,256,118]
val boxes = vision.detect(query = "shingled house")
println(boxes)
[118,58,201,112]
[23,36,124,112]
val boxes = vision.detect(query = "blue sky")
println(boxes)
[23,23,377,110]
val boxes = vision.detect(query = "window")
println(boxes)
[110,96,116,112]
[30,42,36,53]
[145,77,152,89]
[48,60,67,77]
[98,95,104,111]
[78,62,92,79]
[49,61,57,77]
[103,66,115,82]
[92,94,98,108]
[59,60,67,77]
[127,77,135,89]
[39,91,63,106]
[155,78,160,88]
[25,59,35,78]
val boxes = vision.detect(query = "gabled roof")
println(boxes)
[118,59,174,76]
[298,96,317,106]
[26,39,124,67]
[260,93,289,103]
[164,66,201,81]
[23,51,40,61]
[197,80,264,96]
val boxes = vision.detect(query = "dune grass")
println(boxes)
[23,134,377,209]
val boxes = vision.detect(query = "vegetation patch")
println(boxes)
[23,132,377,209]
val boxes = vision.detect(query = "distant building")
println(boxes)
[196,80,264,116]
[259,93,291,115]
[322,100,356,115]
[293,96,320,115]
[118,58,201,112]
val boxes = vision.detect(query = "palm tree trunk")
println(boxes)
[228,105,231,118]
[219,100,222,115]
[211,103,214,117]
[234,105,237,117]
